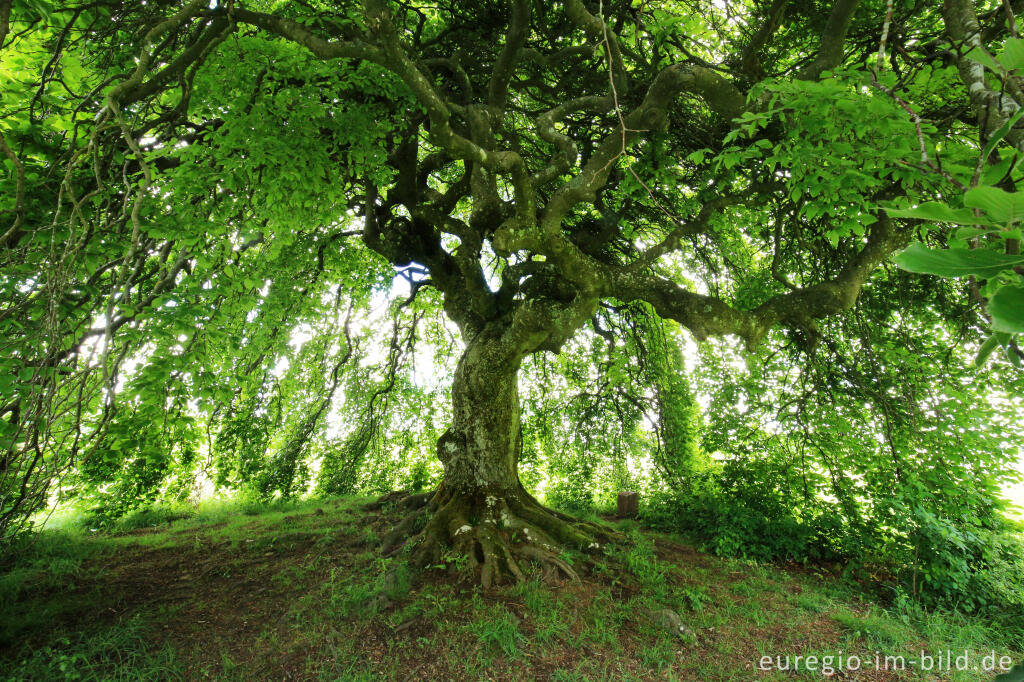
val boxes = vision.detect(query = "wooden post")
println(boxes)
[617,490,639,518]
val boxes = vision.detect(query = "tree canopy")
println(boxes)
[1,0,1023,599]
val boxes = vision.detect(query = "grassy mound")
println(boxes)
[0,496,1019,680]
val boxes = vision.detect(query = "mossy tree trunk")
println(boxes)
[436,330,523,497]
[381,324,616,587]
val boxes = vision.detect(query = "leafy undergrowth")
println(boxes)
[0,496,1020,681]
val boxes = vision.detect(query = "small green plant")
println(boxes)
[324,567,376,618]
[4,617,182,681]
[510,579,553,614]
[638,637,676,671]
[438,548,469,573]
[465,606,524,659]
[610,530,673,602]
[678,585,710,612]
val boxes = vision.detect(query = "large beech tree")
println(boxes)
[3,0,1023,584]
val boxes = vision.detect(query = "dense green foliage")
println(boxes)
[1,0,1023,622]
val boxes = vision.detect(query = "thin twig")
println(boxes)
[870,79,966,191]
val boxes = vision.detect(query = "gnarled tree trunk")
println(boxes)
[380,329,616,587]
[436,332,522,496]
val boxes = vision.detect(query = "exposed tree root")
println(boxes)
[375,485,622,588]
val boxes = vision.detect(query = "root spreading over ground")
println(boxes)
[374,486,622,587]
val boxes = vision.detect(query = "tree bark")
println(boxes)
[436,330,522,495]
[378,326,618,587]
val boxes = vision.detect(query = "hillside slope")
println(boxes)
[1,496,1020,681]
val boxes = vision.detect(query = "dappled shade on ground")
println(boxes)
[1,496,1019,680]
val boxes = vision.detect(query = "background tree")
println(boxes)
[1,0,1022,589]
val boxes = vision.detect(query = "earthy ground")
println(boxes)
[0,496,1019,680]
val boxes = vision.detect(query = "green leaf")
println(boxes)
[976,331,1020,368]
[1007,345,1024,368]
[989,286,1024,333]
[975,333,1002,367]
[966,46,1003,73]
[883,202,991,226]
[981,108,1024,162]
[893,243,1024,278]
[952,227,999,240]
[964,186,1024,224]
[999,38,1024,71]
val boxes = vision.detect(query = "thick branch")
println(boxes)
[106,1,216,106]
[564,0,629,95]
[534,63,744,241]
[798,0,863,81]
[741,0,789,78]
[231,8,385,63]
[943,0,1024,150]
[363,0,538,230]
[609,215,908,349]
[502,295,599,360]
[0,0,11,51]
[533,95,614,186]
[754,215,908,334]
[487,0,530,110]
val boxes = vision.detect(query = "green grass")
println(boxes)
[1,616,181,681]
[0,495,1020,680]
